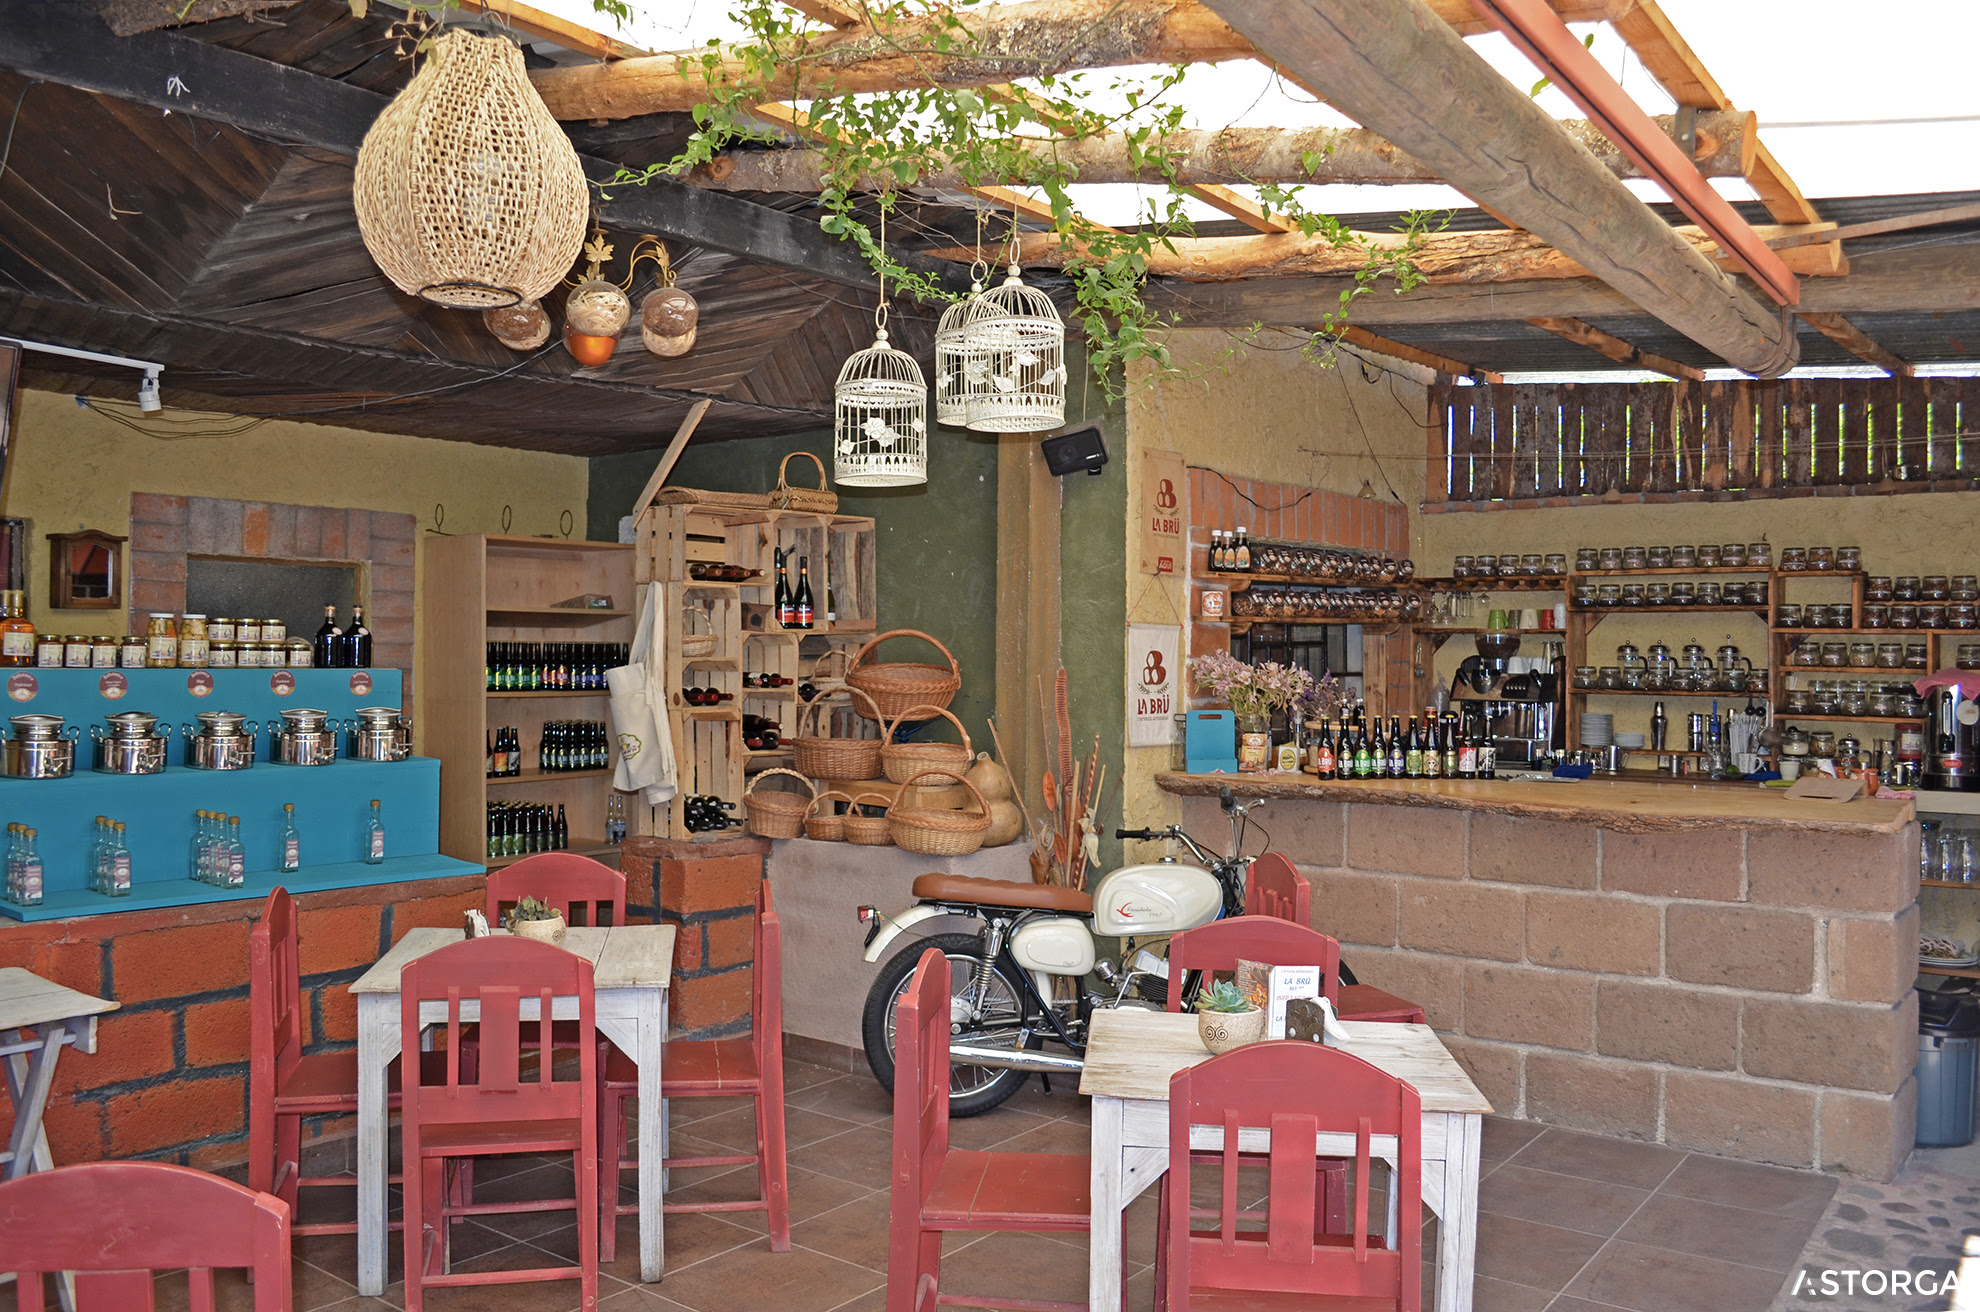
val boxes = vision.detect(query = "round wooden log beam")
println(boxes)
[1199,0,1798,375]
[693,111,1750,191]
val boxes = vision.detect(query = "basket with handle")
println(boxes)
[842,792,895,846]
[803,789,857,842]
[679,604,718,658]
[742,767,816,839]
[771,451,838,514]
[845,629,961,721]
[887,768,991,857]
[652,486,775,510]
[880,704,973,784]
[793,688,884,781]
[809,647,852,695]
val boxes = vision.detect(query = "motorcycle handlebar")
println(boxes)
[1115,827,1160,840]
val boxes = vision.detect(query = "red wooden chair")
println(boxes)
[888,948,1091,1312]
[249,887,457,1238]
[0,1160,292,1310]
[1165,917,1343,1009]
[1243,853,1310,925]
[599,880,788,1257]
[486,852,628,928]
[399,936,599,1312]
[1161,1042,1421,1312]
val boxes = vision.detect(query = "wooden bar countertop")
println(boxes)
[1155,771,1915,835]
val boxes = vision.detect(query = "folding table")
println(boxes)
[0,967,117,1181]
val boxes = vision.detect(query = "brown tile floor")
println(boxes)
[232,1058,1843,1312]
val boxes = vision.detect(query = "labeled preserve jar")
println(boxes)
[177,614,209,668]
[63,635,91,669]
[118,636,146,669]
[90,637,117,669]
[285,640,313,668]
[261,618,288,643]
[33,634,61,668]
[209,617,237,643]
[209,640,238,668]
[145,613,177,667]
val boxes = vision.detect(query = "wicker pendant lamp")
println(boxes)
[933,266,988,428]
[835,207,928,487]
[961,260,1067,433]
[353,29,588,310]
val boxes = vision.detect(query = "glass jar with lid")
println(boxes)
[1926,576,1952,601]
[118,636,146,670]
[237,619,262,644]
[145,613,177,667]
[261,618,288,643]
[1895,576,1922,600]
[1957,576,1980,601]
[1808,546,1835,571]
[63,636,91,669]
[1837,546,1863,570]
[256,641,284,668]
[209,617,237,643]
[1748,542,1773,567]
[1954,604,1979,630]
[177,614,209,668]
[90,637,116,669]
[1779,546,1807,571]
[209,641,238,668]
[1865,576,1893,601]
[33,634,61,668]
[285,640,313,668]
[1696,544,1722,567]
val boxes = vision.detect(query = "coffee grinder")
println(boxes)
[1452,633,1563,766]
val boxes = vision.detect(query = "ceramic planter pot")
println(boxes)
[1197,1006,1267,1055]
[510,914,567,947]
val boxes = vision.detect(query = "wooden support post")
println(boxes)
[996,435,1062,823]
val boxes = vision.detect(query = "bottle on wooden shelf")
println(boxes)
[794,556,815,629]
[1233,527,1252,572]
[774,547,794,628]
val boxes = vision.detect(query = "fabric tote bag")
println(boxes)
[608,583,678,806]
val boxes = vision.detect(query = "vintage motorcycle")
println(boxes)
[857,789,1347,1116]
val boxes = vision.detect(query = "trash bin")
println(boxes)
[1917,989,1980,1147]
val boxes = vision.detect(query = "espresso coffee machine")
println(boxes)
[1452,634,1564,766]
[1925,680,1980,791]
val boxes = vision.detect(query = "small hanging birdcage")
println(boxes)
[835,306,927,487]
[961,262,1066,433]
[933,268,989,428]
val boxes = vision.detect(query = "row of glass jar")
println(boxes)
[1864,576,1980,601]
[1776,547,1863,571]
[1780,602,1978,630]
[1572,580,1768,607]
[1230,587,1423,621]
[1787,639,1931,669]
[1248,547,1416,584]
[1576,543,1774,571]
[1574,665,1768,693]
[1782,680,1926,718]
[1450,553,1567,577]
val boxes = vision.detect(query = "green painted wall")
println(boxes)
[588,427,1001,745]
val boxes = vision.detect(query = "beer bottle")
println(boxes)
[1353,717,1374,778]
[1421,708,1442,778]
[1386,716,1404,777]
[1457,711,1478,779]
[1405,717,1425,778]
[1442,712,1460,778]
[1478,707,1498,779]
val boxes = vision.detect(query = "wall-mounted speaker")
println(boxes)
[1041,426,1109,476]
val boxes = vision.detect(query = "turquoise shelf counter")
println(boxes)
[0,668,481,921]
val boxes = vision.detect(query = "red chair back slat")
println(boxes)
[754,883,783,1080]
[248,887,302,1198]
[1243,853,1310,925]
[1166,917,1342,1008]
[399,937,596,1131]
[486,853,627,928]
[1167,1043,1421,1310]
[0,1161,293,1311]
[890,948,953,1225]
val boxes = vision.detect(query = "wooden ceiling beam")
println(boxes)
[781,0,867,30]
[1197,0,1796,375]
[443,0,649,60]
[0,2,965,297]
[1525,315,1705,379]
[1795,312,1916,378]
[1328,326,1503,383]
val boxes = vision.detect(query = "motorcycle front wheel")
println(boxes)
[861,932,1034,1118]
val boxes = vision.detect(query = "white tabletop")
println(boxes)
[1078,1008,1492,1114]
[349,924,677,995]
[0,967,117,1031]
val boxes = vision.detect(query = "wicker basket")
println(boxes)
[651,486,775,510]
[771,451,839,514]
[810,648,851,695]
[846,629,961,722]
[888,769,991,857]
[842,792,895,846]
[680,605,718,658]
[793,688,884,781]
[880,704,974,784]
[803,789,856,842]
[742,768,815,840]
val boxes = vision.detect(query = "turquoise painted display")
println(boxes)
[0,669,480,921]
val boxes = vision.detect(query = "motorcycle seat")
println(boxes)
[912,873,1093,914]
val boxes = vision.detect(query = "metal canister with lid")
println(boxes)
[4,714,78,779]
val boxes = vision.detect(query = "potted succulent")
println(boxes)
[505,895,567,946]
[1194,978,1268,1054]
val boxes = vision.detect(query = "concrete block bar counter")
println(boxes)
[1161,772,1920,1180]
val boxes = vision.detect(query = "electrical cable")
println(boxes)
[0,79,39,185]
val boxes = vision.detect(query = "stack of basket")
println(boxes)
[845,629,961,722]
[742,768,815,839]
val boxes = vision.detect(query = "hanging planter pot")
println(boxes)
[834,307,927,488]
[641,285,699,358]
[482,299,550,350]
[961,263,1067,433]
[353,30,588,310]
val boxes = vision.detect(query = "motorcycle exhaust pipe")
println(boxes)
[948,1043,1086,1074]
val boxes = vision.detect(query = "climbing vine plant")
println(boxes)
[605,1,1445,398]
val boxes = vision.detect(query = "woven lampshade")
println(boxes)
[961,265,1066,433]
[932,276,987,427]
[834,313,927,488]
[353,30,588,310]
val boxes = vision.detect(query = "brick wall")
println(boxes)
[619,833,769,1038]
[0,874,486,1171]
[128,493,416,704]
[1180,794,1924,1181]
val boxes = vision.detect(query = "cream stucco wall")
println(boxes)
[2,389,590,652]
[1118,331,1431,842]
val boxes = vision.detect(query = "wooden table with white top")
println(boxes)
[349,924,676,1294]
[1078,1009,1493,1312]
[0,967,117,1183]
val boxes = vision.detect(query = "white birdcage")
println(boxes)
[961,263,1066,433]
[834,307,928,487]
[933,273,988,427]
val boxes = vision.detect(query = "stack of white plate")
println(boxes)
[1580,713,1614,748]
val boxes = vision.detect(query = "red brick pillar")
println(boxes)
[619,834,770,1039]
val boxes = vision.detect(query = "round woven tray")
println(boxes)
[887,768,990,857]
[793,688,884,781]
[880,704,974,784]
[803,789,856,842]
[842,792,895,846]
[845,629,960,722]
[742,767,815,840]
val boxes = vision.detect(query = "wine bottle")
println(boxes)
[342,606,372,668]
[313,605,343,669]
[774,548,794,628]
[794,556,815,629]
